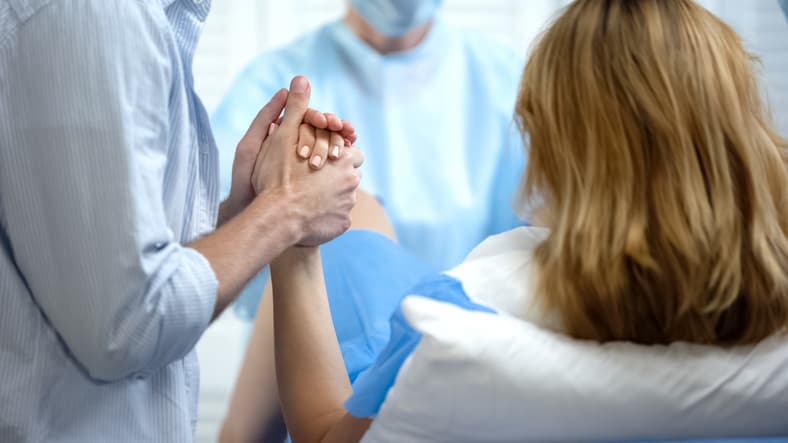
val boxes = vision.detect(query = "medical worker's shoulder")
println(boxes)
[441,22,524,114]
[449,23,525,77]
[236,23,336,86]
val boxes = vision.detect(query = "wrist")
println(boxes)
[219,187,258,226]
[246,187,304,249]
[271,245,321,285]
[217,198,241,227]
[276,245,320,266]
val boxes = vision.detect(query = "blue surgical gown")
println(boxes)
[211,18,526,320]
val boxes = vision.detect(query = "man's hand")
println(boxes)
[251,76,364,247]
[220,89,288,225]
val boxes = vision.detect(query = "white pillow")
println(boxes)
[362,296,788,443]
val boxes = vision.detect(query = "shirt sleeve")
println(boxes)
[345,274,495,418]
[1,1,216,381]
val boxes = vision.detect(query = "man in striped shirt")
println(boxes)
[0,1,361,441]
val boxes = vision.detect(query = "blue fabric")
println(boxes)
[0,0,219,441]
[345,273,495,417]
[279,229,437,443]
[319,230,438,382]
[780,0,788,20]
[351,0,444,37]
[213,18,526,321]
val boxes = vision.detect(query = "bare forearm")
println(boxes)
[271,248,352,443]
[191,190,302,320]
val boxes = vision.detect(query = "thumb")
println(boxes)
[281,75,311,132]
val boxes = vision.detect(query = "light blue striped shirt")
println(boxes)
[0,0,220,441]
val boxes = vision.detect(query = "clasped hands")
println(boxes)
[224,76,364,247]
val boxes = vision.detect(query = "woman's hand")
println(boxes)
[296,123,351,169]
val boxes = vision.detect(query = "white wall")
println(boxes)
[195,1,788,134]
[192,1,788,442]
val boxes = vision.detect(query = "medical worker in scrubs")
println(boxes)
[211,0,526,320]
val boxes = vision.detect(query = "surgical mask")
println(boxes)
[351,0,443,37]
[780,0,788,21]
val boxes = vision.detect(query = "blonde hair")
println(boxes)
[516,0,788,345]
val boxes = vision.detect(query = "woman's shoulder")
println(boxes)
[446,226,561,330]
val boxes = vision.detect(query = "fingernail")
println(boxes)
[331,145,340,158]
[268,123,276,136]
[310,155,322,168]
[291,76,308,94]
[299,146,310,158]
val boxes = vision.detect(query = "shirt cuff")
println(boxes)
[182,246,219,333]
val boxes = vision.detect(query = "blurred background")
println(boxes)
[192,1,788,441]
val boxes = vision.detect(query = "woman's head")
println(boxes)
[517,0,788,345]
